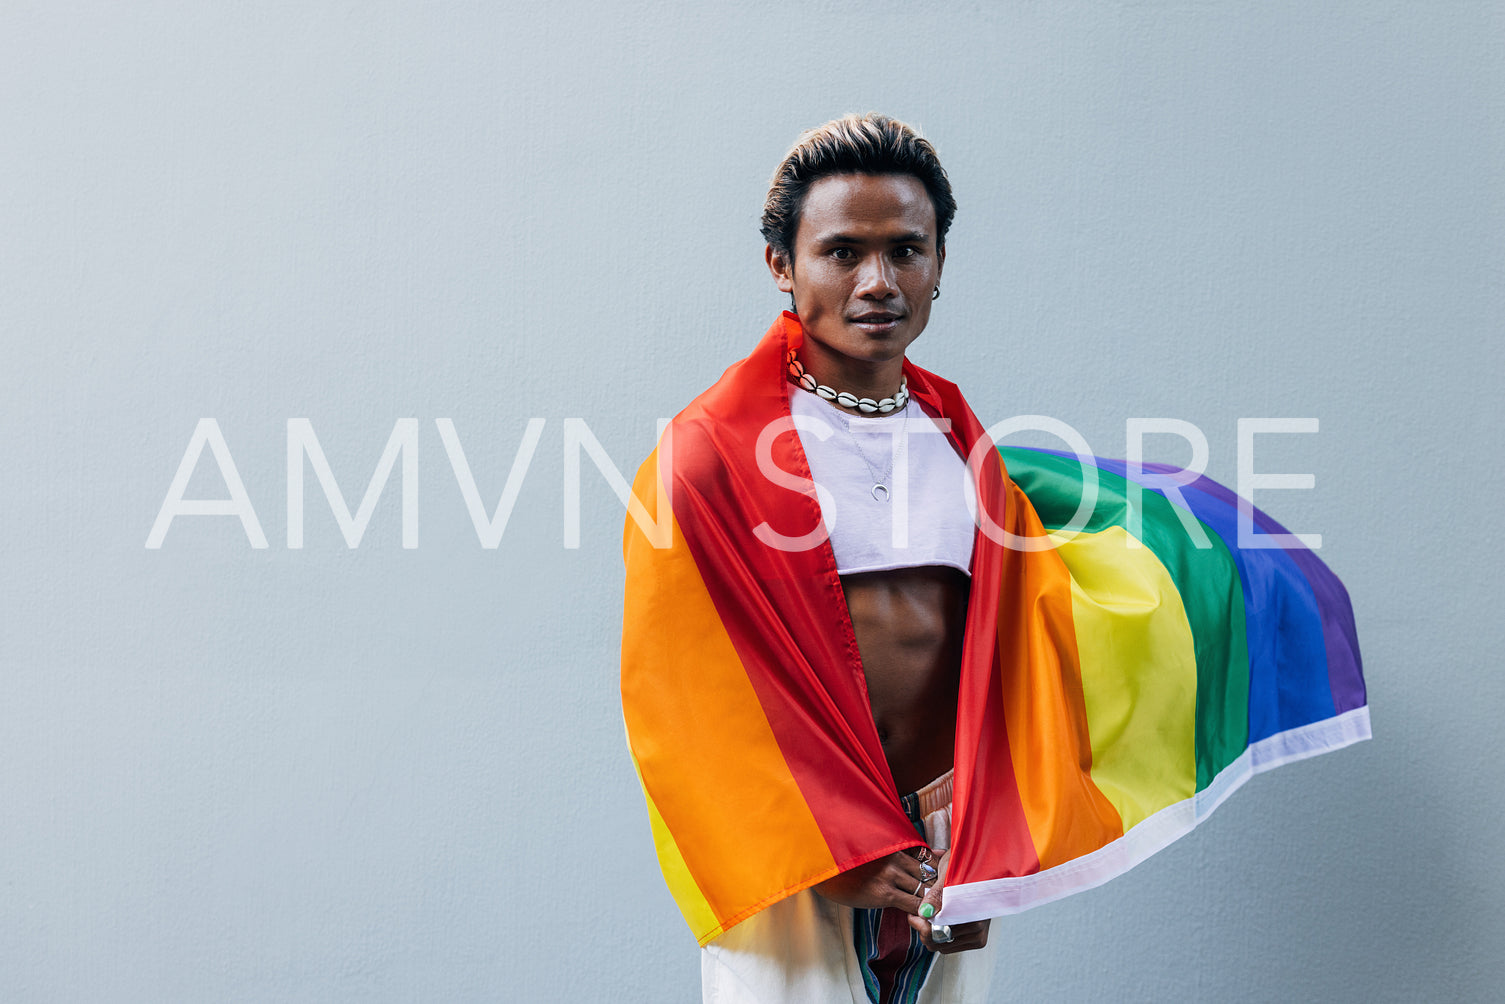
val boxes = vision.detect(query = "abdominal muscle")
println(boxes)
[841,564,970,795]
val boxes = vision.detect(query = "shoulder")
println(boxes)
[901,358,986,447]
[661,320,794,483]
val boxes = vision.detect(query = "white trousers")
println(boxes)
[702,775,997,1004]
[701,887,998,1003]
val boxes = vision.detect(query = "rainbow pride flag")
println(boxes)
[621,313,1367,944]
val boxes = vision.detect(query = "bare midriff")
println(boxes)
[841,564,970,796]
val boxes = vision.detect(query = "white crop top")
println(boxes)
[788,386,977,576]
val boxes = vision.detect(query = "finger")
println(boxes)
[892,850,925,883]
[908,916,989,954]
[948,920,988,948]
[885,852,927,912]
[907,915,956,952]
[889,848,938,916]
[931,936,987,955]
[933,921,989,954]
[915,876,943,921]
[895,879,926,915]
[931,848,951,888]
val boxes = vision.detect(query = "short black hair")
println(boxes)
[761,113,956,261]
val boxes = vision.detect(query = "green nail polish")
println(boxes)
[919,903,935,919]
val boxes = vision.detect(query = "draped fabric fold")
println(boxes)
[621,313,1367,945]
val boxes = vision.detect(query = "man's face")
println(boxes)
[767,173,944,381]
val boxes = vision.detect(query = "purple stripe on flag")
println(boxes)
[1137,462,1365,716]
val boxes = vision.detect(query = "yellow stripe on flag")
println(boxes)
[630,749,723,942]
[1053,525,1198,830]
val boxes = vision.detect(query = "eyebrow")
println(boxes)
[814,230,932,245]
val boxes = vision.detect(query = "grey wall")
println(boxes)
[3,2,1500,1001]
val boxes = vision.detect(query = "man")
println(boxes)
[626,114,996,1002]
[621,114,1367,1004]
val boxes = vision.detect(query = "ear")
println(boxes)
[937,243,946,278]
[765,244,795,294]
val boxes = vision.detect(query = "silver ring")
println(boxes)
[919,862,937,884]
[913,881,924,897]
[931,924,953,944]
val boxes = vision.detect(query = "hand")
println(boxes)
[906,850,991,955]
[811,849,930,914]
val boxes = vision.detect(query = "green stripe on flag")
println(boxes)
[999,448,1250,789]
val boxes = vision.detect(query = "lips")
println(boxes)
[849,312,903,335]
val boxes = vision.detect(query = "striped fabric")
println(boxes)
[621,313,1367,944]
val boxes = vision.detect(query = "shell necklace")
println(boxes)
[786,349,910,502]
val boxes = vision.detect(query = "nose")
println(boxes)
[854,254,899,299]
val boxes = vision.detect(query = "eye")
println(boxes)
[830,247,855,260]
[894,245,921,259]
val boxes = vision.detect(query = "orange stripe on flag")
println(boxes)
[621,448,836,942]
[995,478,1125,868]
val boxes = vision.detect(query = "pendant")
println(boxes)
[871,483,890,502]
